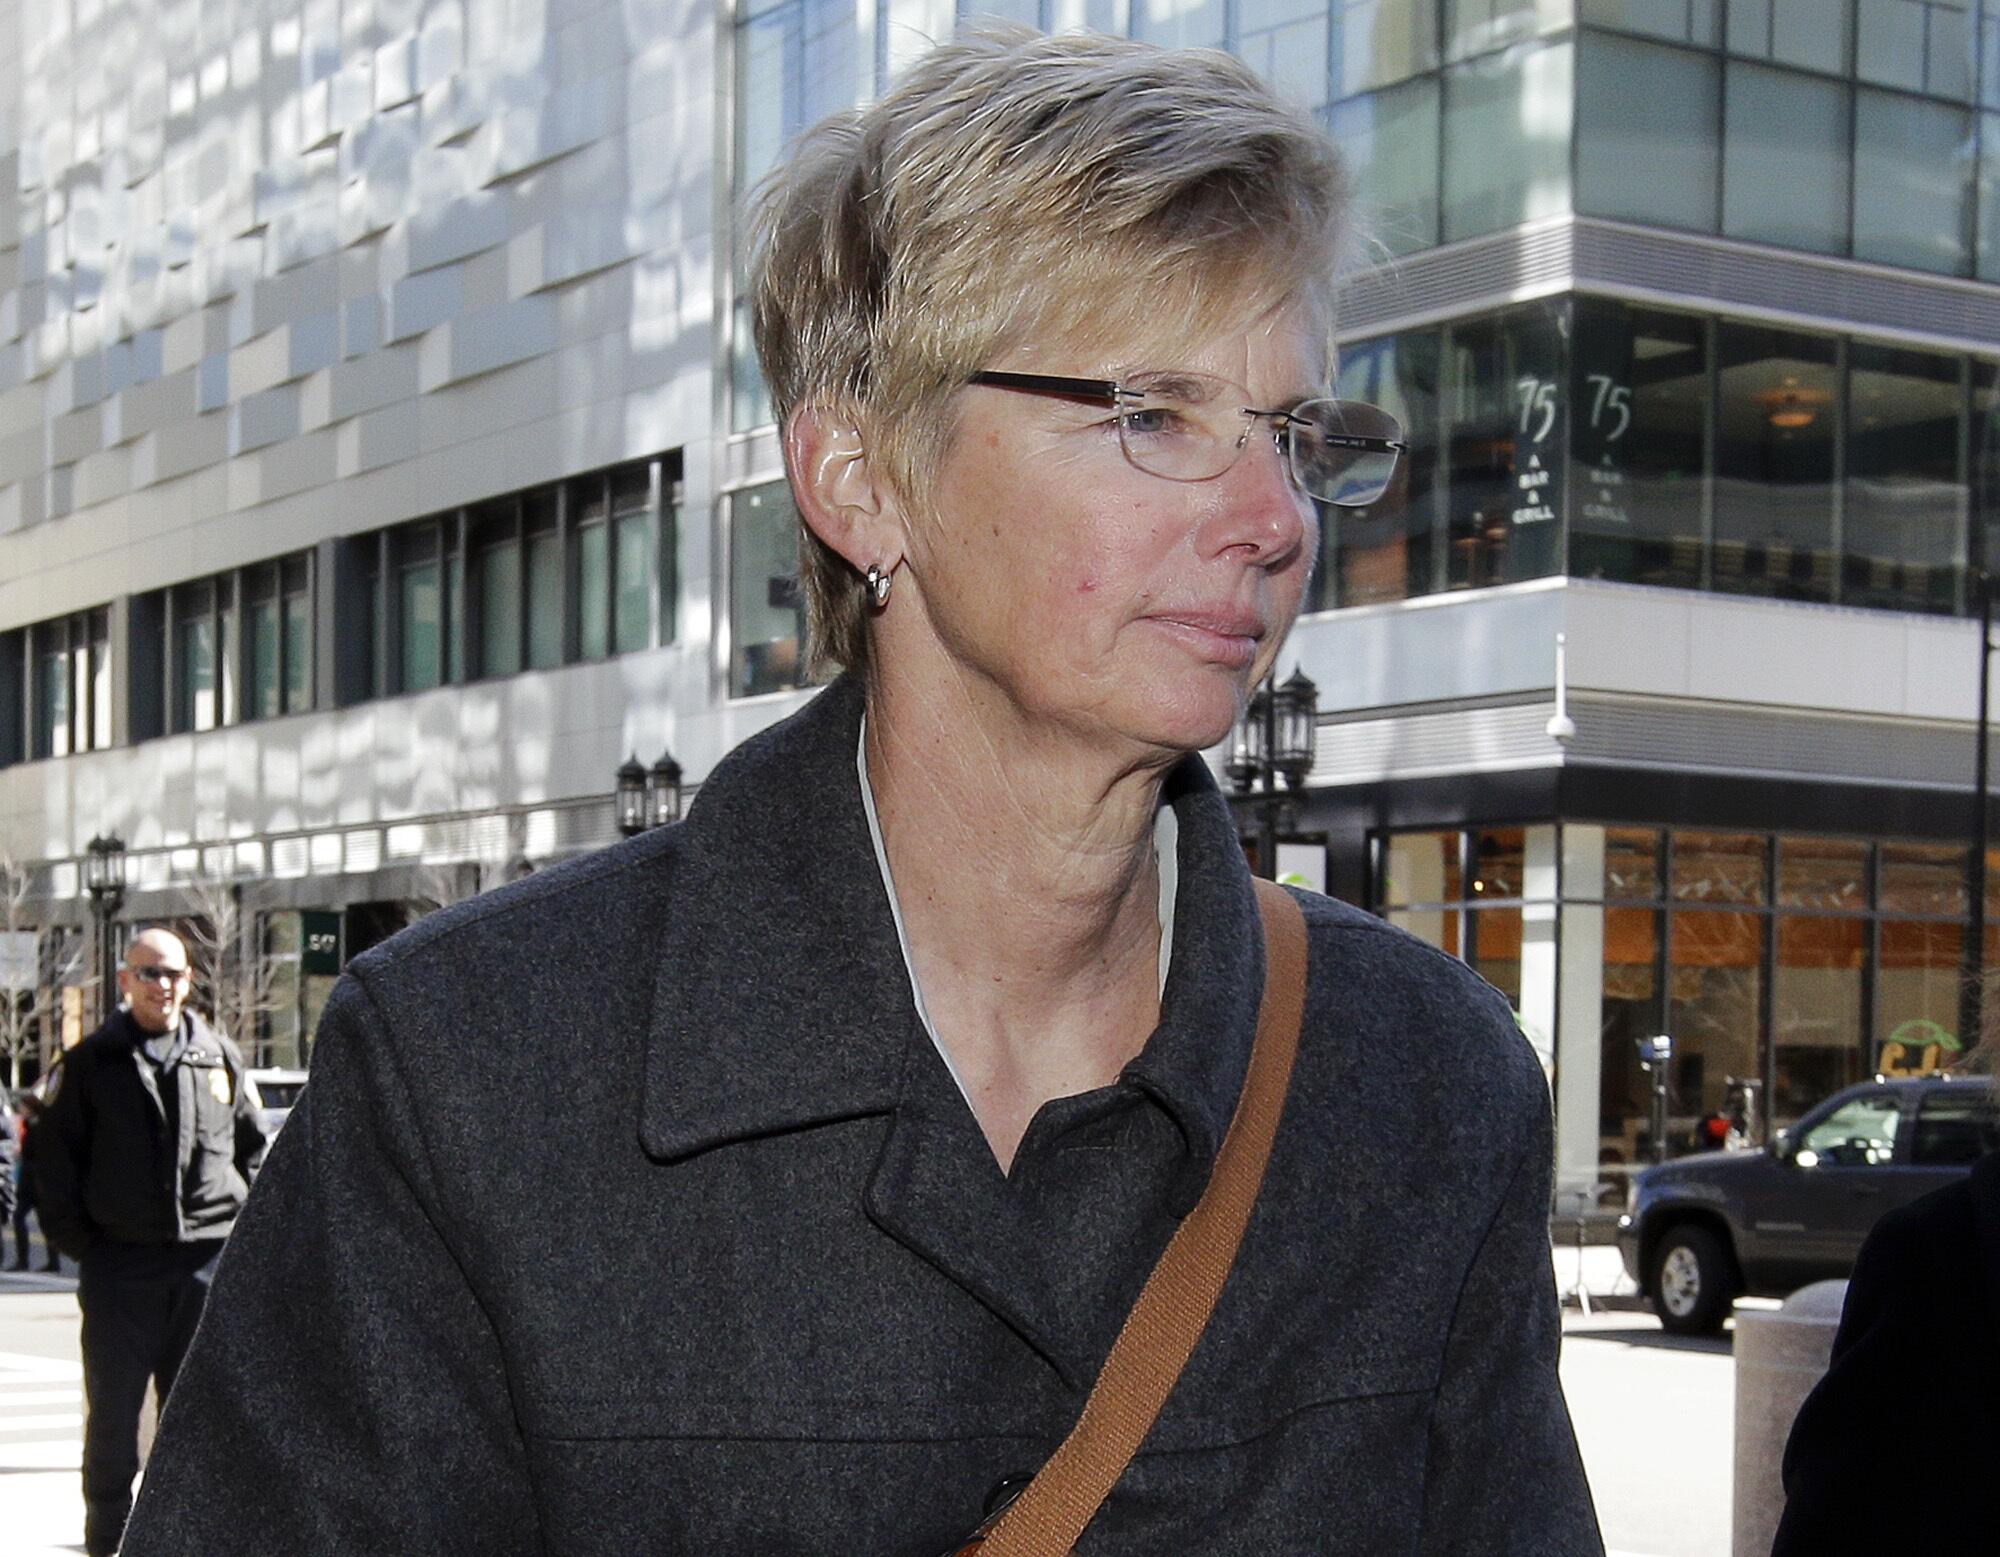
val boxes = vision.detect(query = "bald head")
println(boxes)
[120,928,192,1035]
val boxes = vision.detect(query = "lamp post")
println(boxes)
[1226,668,1318,880]
[647,749,684,830]
[615,755,648,838]
[83,833,126,1025]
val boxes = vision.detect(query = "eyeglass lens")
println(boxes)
[1114,374,1402,509]
[132,964,187,986]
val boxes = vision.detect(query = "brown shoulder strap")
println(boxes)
[971,879,1310,1556]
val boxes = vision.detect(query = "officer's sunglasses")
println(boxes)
[129,963,190,987]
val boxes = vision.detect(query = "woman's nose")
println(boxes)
[1203,428,1311,564]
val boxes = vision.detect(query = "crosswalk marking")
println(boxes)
[0,1350,82,1472]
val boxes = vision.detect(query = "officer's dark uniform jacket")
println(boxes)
[36,1007,266,1259]
[122,676,1600,1555]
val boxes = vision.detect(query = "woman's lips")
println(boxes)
[1144,613,1263,667]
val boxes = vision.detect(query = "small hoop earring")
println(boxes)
[865,563,892,608]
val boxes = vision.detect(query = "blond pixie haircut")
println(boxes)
[748,26,1350,677]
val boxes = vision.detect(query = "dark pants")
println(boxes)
[78,1242,220,1557]
[12,1165,58,1271]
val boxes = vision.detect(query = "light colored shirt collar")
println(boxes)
[857,717,1179,1109]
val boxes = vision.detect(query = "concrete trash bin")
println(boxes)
[1731,1280,1847,1557]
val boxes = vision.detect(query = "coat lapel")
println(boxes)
[637,675,1075,1376]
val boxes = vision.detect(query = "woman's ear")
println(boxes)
[784,404,904,577]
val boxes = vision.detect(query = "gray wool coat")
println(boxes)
[121,674,1599,1556]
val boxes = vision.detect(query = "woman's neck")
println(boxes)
[863,668,1175,1169]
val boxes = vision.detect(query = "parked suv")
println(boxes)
[1617,1075,1996,1335]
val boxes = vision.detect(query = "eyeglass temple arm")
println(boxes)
[967,371,1124,404]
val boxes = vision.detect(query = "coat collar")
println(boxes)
[637,672,1266,1201]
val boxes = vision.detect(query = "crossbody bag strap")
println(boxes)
[968,879,1310,1556]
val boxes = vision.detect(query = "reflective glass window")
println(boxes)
[250,597,282,720]
[1382,830,1463,906]
[1605,828,1664,899]
[1877,918,1964,1062]
[1445,0,1575,61]
[1667,907,1762,1123]
[477,531,523,680]
[89,622,111,748]
[1777,836,1868,910]
[1569,299,1709,589]
[730,481,807,697]
[527,529,563,671]
[1980,114,2000,280]
[1854,90,1973,274]
[35,642,69,758]
[400,562,443,693]
[1576,33,1721,232]
[573,475,610,660]
[1390,905,1462,956]
[1722,64,1851,256]
[1856,0,1973,99]
[1327,76,1441,257]
[1973,362,2000,563]
[1330,0,1440,96]
[1879,842,1968,915]
[1471,827,1526,898]
[283,591,311,713]
[1441,38,1574,242]
[1671,829,1767,904]
[1579,0,1722,43]
[612,466,655,656]
[1238,0,1331,110]
[1134,0,1225,50]
[1470,905,1523,1003]
[1799,1091,1899,1164]
[1445,304,1566,589]
[1712,323,1839,602]
[1600,903,1664,1170]
[1319,326,1442,608]
[1911,1090,1998,1163]
[1726,0,1851,73]
[180,613,217,732]
[1773,914,1867,1122]
[1843,343,1965,614]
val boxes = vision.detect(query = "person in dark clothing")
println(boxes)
[35,928,266,1557]
[9,1095,61,1272]
[1773,1145,2000,1555]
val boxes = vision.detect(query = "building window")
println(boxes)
[1569,299,1709,590]
[1445,302,1567,588]
[729,480,808,697]
[153,554,312,734]
[1579,0,1722,46]
[1852,88,1973,275]
[1441,37,1574,242]
[394,525,449,694]
[1843,343,1965,613]
[244,558,313,721]
[23,610,110,759]
[1722,63,1851,255]
[1576,32,1721,232]
[1444,0,1574,63]
[1855,0,1974,100]
[1328,75,1443,257]
[1133,0,1227,51]
[1237,0,1333,110]
[1330,0,1440,97]
[1725,0,1849,74]
[1320,325,1443,608]
[1711,321,1840,602]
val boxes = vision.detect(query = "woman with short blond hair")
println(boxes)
[122,28,1597,1555]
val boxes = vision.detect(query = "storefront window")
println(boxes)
[1575,33,1720,233]
[730,481,808,697]
[1879,841,1969,916]
[1777,836,1868,911]
[1470,905,1523,1003]
[1772,914,1866,1125]
[1569,300,1708,589]
[1667,907,1762,1123]
[1319,326,1442,607]
[1381,829,1463,906]
[1712,323,1839,602]
[1671,829,1767,904]
[1844,343,1966,613]
[1878,918,1964,1065]
[1604,827,1664,899]
[1446,304,1566,588]
[1470,827,1525,898]
[1600,903,1663,1167]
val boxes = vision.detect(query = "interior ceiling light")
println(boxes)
[1754,376,1832,430]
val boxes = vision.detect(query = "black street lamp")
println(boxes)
[1227,667,1319,880]
[615,755,649,838]
[84,833,126,1025]
[647,749,684,829]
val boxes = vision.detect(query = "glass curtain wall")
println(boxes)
[1383,821,2000,1164]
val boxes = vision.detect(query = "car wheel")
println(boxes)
[1649,1224,1734,1337]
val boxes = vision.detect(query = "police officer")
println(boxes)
[35,928,266,1557]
